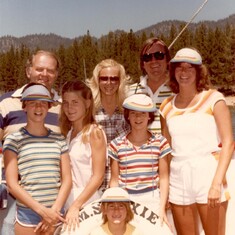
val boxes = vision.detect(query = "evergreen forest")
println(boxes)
[0,22,234,95]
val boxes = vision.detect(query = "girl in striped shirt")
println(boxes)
[3,83,72,235]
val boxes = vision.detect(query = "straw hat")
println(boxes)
[101,187,130,202]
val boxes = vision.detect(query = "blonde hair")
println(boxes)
[87,59,129,112]
[59,80,96,142]
[100,202,134,224]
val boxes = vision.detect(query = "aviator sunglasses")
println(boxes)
[142,51,165,62]
[99,76,119,83]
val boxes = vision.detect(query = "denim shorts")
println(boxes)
[16,206,41,227]
[16,206,65,227]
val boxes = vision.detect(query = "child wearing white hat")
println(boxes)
[3,83,72,235]
[109,93,172,231]
[90,187,142,235]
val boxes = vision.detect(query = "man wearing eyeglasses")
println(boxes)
[128,37,172,135]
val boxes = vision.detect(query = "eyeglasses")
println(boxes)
[142,51,165,62]
[99,76,119,83]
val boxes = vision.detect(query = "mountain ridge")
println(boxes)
[0,14,234,53]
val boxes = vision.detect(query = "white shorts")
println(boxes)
[169,155,229,205]
[129,189,161,214]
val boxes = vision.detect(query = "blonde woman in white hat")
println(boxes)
[3,83,72,235]
[160,48,234,235]
[90,187,142,235]
[109,93,172,231]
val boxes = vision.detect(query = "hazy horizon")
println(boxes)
[0,0,234,39]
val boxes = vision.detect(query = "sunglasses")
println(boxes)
[99,76,119,83]
[142,51,165,62]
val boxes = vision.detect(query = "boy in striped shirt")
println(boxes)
[109,93,172,232]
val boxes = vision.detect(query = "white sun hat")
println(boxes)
[21,84,53,103]
[123,94,156,112]
[170,48,202,65]
[101,187,130,202]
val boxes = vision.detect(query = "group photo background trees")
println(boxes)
[0,22,234,95]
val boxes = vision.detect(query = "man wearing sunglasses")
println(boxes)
[128,37,176,234]
[128,37,172,135]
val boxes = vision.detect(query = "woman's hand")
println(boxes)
[63,205,80,231]
[159,207,173,233]
[39,206,65,224]
[35,206,65,233]
[35,205,65,233]
[208,184,221,208]
[34,220,54,234]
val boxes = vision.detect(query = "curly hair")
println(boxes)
[169,63,211,94]
[86,59,129,112]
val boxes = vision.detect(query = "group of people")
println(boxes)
[0,36,234,235]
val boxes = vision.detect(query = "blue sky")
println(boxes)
[0,0,234,38]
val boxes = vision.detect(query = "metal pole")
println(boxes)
[83,59,87,80]
[168,0,209,49]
